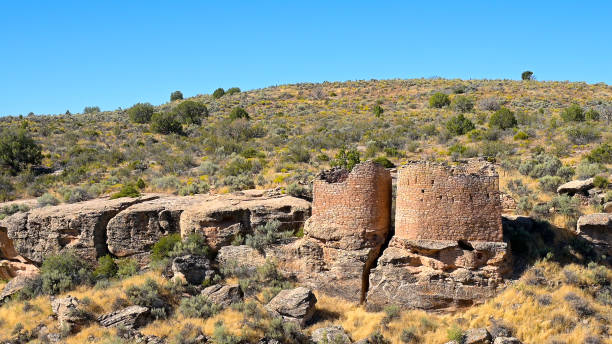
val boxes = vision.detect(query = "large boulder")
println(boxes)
[265,287,317,327]
[311,325,351,344]
[51,295,90,333]
[464,328,492,344]
[171,255,216,285]
[604,202,612,213]
[576,213,612,257]
[201,284,243,308]
[97,306,151,329]
[557,178,594,195]
[0,195,158,264]
[180,190,311,251]
[0,271,39,303]
[106,195,210,262]
[493,338,522,344]
[216,244,266,275]
[366,238,509,311]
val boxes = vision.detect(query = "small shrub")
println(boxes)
[429,92,450,108]
[175,100,209,125]
[179,295,222,318]
[331,147,360,171]
[110,184,141,199]
[286,183,310,200]
[446,114,475,136]
[151,112,183,135]
[171,232,211,258]
[593,175,609,189]
[170,90,183,101]
[127,103,155,123]
[178,181,210,196]
[514,131,529,140]
[586,143,612,164]
[446,326,464,343]
[564,292,595,317]
[489,108,517,130]
[136,178,146,189]
[478,97,501,111]
[151,233,182,262]
[246,220,292,252]
[212,88,225,99]
[561,104,585,122]
[451,95,474,113]
[226,87,241,96]
[37,193,59,207]
[372,156,395,168]
[521,71,534,80]
[94,255,118,280]
[585,108,600,121]
[539,176,563,193]
[373,104,384,118]
[400,328,418,343]
[83,106,100,114]
[575,161,607,179]
[369,331,391,344]
[229,107,250,120]
[40,252,93,295]
[125,278,167,319]
[212,321,241,344]
[565,124,600,145]
[116,258,139,278]
[0,129,43,175]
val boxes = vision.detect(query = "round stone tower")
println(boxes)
[395,159,503,242]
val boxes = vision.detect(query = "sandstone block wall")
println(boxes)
[395,160,503,242]
[306,161,392,248]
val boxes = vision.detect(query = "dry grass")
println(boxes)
[0,296,54,341]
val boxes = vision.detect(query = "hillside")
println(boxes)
[0,78,611,344]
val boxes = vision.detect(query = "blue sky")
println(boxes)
[1,1,611,116]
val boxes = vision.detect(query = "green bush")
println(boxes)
[136,178,146,189]
[575,161,606,179]
[0,129,42,175]
[151,233,182,262]
[128,103,155,124]
[372,156,395,168]
[561,104,585,122]
[429,92,450,108]
[94,255,118,279]
[373,104,384,118]
[83,106,100,114]
[514,131,529,140]
[586,143,612,164]
[229,107,250,120]
[116,258,139,278]
[451,95,474,113]
[539,176,563,193]
[171,233,211,258]
[37,193,59,207]
[125,278,167,319]
[565,124,600,145]
[226,87,241,96]
[446,326,464,343]
[331,147,360,171]
[246,220,292,252]
[179,295,222,318]
[446,114,475,136]
[174,101,209,125]
[521,71,534,80]
[489,108,517,130]
[593,176,609,189]
[170,90,183,101]
[110,184,141,199]
[585,108,600,121]
[40,252,92,295]
[151,112,183,135]
[212,88,225,99]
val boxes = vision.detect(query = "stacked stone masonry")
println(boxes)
[395,160,503,242]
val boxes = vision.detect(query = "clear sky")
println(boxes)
[1,1,611,116]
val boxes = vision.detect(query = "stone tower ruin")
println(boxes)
[395,160,503,242]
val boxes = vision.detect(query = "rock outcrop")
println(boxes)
[201,284,243,308]
[265,287,317,327]
[97,306,151,329]
[1,195,159,264]
[0,271,39,303]
[180,189,310,251]
[557,178,594,195]
[576,213,612,257]
[216,245,266,275]
[0,225,37,280]
[51,296,90,333]
[171,255,216,285]
[311,325,352,344]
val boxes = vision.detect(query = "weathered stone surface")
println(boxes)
[216,245,266,274]
[557,178,594,195]
[493,337,522,344]
[396,159,502,242]
[106,195,209,261]
[366,238,509,311]
[576,213,612,256]
[500,193,516,212]
[0,225,37,280]
[265,287,317,327]
[0,271,39,303]
[180,190,311,251]
[51,296,89,333]
[1,195,159,264]
[201,284,243,308]
[311,325,351,344]
[464,328,492,344]
[97,306,150,329]
[171,255,216,285]
[604,202,612,213]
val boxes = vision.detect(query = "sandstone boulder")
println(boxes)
[106,195,209,262]
[201,284,243,308]
[0,271,39,303]
[265,287,317,327]
[180,190,310,251]
[311,325,351,344]
[51,295,89,333]
[557,178,594,195]
[464,328,492,344]
[216,245,266,275]
[604,202,612,213]
[493,338,522,344]
[97,306,150,329]
[1,195,159,264]
[576,213,612,257]
[171,254,216,285]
